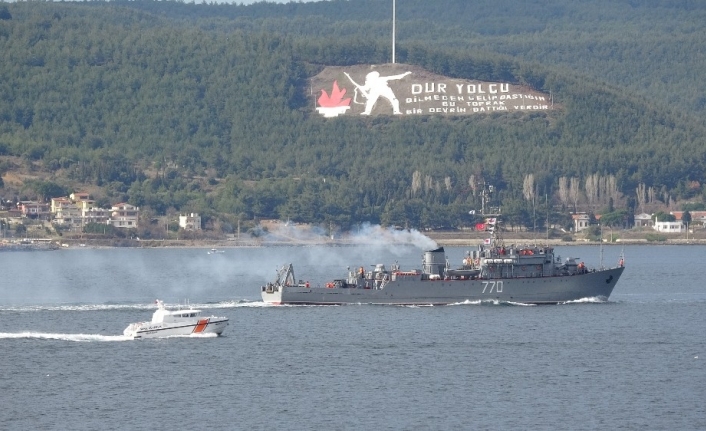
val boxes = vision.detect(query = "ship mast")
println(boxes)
[480,183,502,247]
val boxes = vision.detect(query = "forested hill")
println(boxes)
[108,0,706,116]
[0,1,705,233]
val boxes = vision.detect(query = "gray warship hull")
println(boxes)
[264,187,626,306]
[263,267,624,305]
[261,256,625,306]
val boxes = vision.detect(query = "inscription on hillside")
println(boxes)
[310,64,553,118]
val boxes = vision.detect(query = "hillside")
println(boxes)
[109,0,706,116]
[1,0,705,235]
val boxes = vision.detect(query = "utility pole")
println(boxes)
[546,193,549,241]
[686,221,689,242]
[392,0,396,64]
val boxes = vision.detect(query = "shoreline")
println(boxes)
[3,235,705,250]
[4,225,705,250]
[429,238,706,246]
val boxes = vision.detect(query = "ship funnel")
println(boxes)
[423,247,446,276]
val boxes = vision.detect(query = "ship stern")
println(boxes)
[261,284,283,304]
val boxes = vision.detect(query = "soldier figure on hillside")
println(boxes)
[345,71,411,115]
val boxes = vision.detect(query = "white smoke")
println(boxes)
[347,223,438,249]
[260,221,437,250]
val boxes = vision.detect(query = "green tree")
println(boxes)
[682,210,692,225]
[0,5,11,20]
[652,211,676,222]
[599,210,628,228]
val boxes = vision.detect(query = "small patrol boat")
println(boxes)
[123,300,228,339]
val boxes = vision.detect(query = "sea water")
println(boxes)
[1,245,704,430]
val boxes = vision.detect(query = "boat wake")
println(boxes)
[208,300,269,308]
[448,299,536,307]
[254,300,537,307]
[0,332,132,342]
[0,331,221,341]
[0,299,261,312]
[159,333,219,339]
[561,296,609,305]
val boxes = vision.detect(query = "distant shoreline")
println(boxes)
[3,235,705,250]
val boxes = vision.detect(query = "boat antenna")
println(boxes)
[599,224,604,269]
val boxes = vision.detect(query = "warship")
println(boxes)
[261,185,625,305]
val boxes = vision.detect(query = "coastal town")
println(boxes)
[1,191,705,249]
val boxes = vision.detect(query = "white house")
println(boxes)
[634,213,652,228]
[571,213,590,232]
[179,213,202,231]
[654,220,683,233]
[53,202,82,228]
[83,207,110,225]
[108,203,140,229]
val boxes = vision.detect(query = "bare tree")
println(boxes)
[411,170,422,197]
[598,175,607,205]
[569,177,580,213]
[468,175,477,195]
[636,183,646,212]
[648,186,655,205]
[523,174,536,231]
[585,173,599,208]
[523,174,535,202]
[605,175,620,204]
[424,175,433,193]
[558,176,569,206]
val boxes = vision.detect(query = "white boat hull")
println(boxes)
[124,317,228,339]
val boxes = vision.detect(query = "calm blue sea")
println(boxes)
[1,244,705,430]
